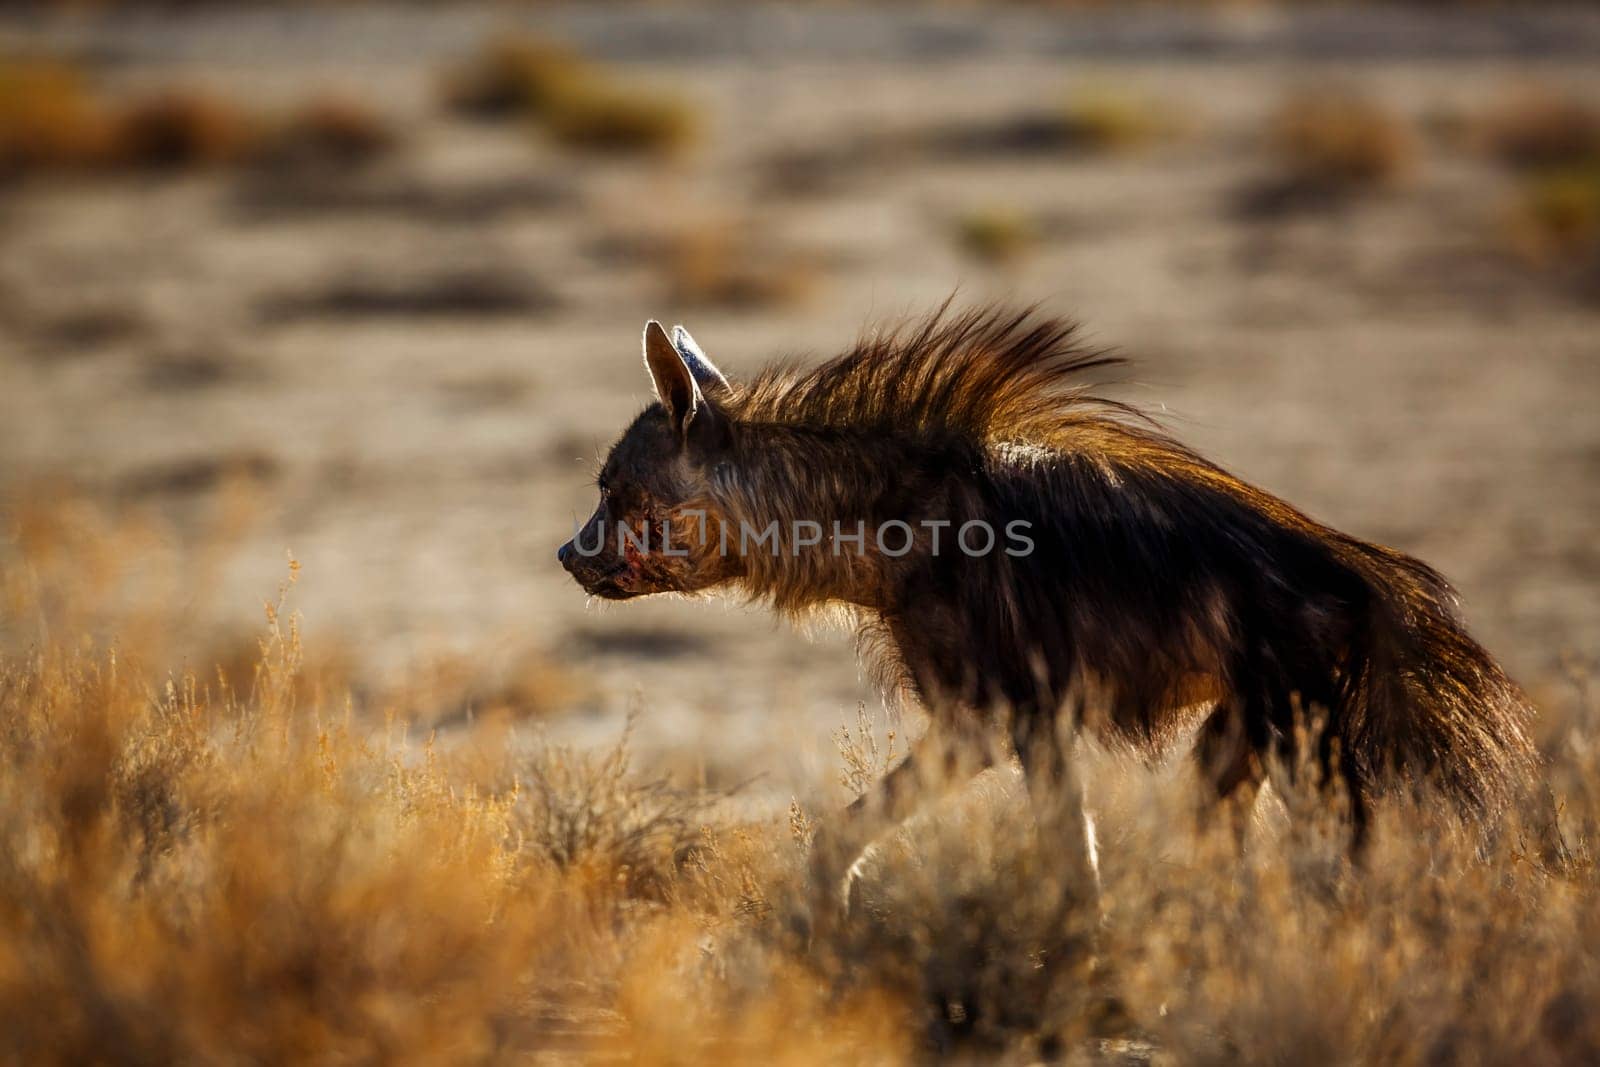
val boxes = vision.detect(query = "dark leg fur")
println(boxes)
[1010,711,1102,1025]
[1193,640,1371,855]
[1010,712,1100,895]
[1192,702,1268,846]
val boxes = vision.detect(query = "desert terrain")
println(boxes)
[2,5,1600,1060]
[6,4,1598,792]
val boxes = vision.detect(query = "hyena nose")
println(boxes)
[557,541,574,568]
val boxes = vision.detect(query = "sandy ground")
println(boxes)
[3,4,1598,803]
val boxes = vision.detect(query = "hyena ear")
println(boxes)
[671,324,730,395]
[643,320,725,447]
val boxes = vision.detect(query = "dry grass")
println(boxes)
[0,59,116,176]
[257,95,395,172]
[541,87,697,158]
[443,35,697,158]
[0,58,393,178]
[953,207,1038,265]
[0,500,896,1063]
[1057,86,1173,153]
[927,86,1175,162]
[1482,88,1600,175]
[652,218,817,309]
[1269,88,1414,195]
[1481,89,1600,279]
[1505,167,1600,266]
[3,495,1600,1063]
[111,88,260,170]
[442,37,590,121]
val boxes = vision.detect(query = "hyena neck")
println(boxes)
[716,422,969,615]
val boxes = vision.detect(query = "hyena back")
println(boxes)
[559,307,1537,853]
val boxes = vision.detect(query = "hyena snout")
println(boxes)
[558,541,622,597]
[556,534,607,583]
[557,513,644,600]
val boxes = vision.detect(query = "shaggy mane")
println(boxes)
[725,303,1144,445]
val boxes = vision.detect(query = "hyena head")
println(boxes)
[558,321,744,600]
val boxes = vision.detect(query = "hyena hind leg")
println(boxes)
[1191,703,1268,849]
[1194,698,1374,856]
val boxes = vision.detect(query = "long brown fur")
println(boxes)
[561,304,1539,834]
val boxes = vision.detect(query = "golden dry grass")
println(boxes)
[1481,89,1600,276]
[1270,88,1414,193]
[0,59,393,179]
[1057,86,1174,153]
[541,88,697,158]
[443,35,697,159]
[1482,88,1600,175]
[3,495,1599,1063]
[442,37,591,121]
[1505,168,1600,267]
[954,207,1038,265]
[260,95,396,171]
[591,213,818,309]
[111,88,260,170]
[662,223,816,309]
[0,59,117,175]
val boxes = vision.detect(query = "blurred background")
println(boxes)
[2,2,1597,807]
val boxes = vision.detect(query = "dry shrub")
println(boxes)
[195,625,359,717]
[111,89,259,170]
[1483,88,1600,174]
[808,713,1106,1055]
[262,268,560,321]
[0,585,548,1062]
[598,917,913,1066]
[542,86,697,157]
[517,719,712,901]
[1270,88,1413,193]
[834,702,902,800]
[1483,89,1600,277]
[659,219,816,309]
[953,207,1038,265]
[443,34,697,158]
[929,89,1175,161]
[818,778,1101,1054]
[805,719,1600,1062]
[115,91,398,174]
[1505,168,1600,266]
[1058,86,1172,153]
[0,59,116,175]
[0,495,905,1062]
[5,492,1600,1063]
[257,94,394,172]
[29,302,151,355]
[1103,796,1590,1064]
[0,57,392,178]
[442,36,589,120]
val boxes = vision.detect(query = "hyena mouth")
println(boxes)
[586,564,642,600]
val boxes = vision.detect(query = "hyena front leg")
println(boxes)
[809,720,995,914]
[1192,701,1268,849]
[1010,711,1101,901]
[1009,710,1102,1008]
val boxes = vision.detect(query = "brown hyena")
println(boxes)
[559,307,1538,906]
